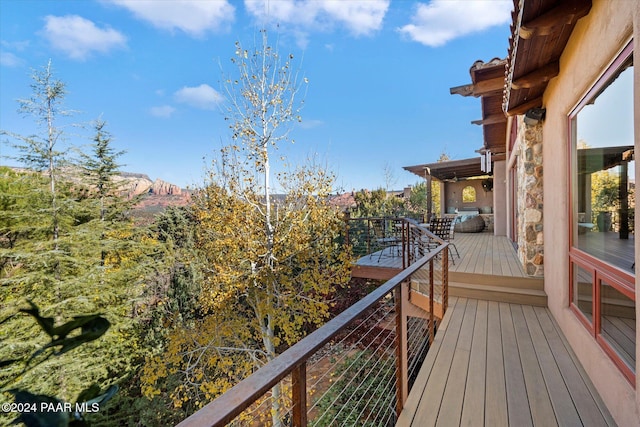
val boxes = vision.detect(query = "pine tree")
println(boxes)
[0,64,158,413]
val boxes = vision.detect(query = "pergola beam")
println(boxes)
[450,75,504,98]
[471,113,507,126]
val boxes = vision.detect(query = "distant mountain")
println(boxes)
[114,172,192,222]
[5,166,192,221]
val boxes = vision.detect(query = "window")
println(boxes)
[569,41,635,384]
[462,186,476,203]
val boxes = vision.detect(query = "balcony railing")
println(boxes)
[177,220,448,427]
[344,216,435,269]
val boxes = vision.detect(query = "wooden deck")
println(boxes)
[397,297,617,427]
[354,232,526,277]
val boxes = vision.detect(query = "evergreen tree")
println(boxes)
[1,63,158,416]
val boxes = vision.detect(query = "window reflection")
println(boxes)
[573,60,634,273]
[572,262,593,323]
[600,280,636,370]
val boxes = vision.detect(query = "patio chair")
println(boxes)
[370,218,402,262]
[429,217,460,264]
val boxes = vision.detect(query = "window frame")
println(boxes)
[567,39,635,385]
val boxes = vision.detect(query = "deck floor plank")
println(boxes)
[460,300,487,427]
[511,305,557,426]
[533,306,614,427]
[484,301,508,427]
[521,305,582,426]
[436,300,477,427]
[411,298,468,426]
[499,303,533,427]
[398,298,616,427]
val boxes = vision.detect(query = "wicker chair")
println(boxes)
[429,217,460,264]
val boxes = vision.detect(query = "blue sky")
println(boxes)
[1,0,513,191]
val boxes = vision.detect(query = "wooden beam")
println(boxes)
[472,76,506,96]
[450,76,504,98]
[520,1,592,39]
[511,61,560,89]
[505,96,543,117]
[471,113,507,126]
[450,84,474,97]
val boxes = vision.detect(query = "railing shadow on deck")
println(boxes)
[177,219,449,427]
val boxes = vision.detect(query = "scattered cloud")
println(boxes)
[298,118,323,129]
[42,15,127,60]
[0,51,24,67]
[1,40,30,51]
[244,0,390,46]
[150,105,176,118]
[398,0,512,47]
[105,0,235,37]
[174,84,224,110]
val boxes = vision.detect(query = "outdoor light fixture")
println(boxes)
[524,107,546,125]
[480,150,492,173]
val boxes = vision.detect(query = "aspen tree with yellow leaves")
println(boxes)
[142,31,351,425]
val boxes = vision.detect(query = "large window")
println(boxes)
[569,41,635,384]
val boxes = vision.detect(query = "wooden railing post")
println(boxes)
[292,362,307,427]
[395,281,409,417]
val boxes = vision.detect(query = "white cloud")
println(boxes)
[298,118,323,129]
[105,0,235,37]
[0,51,24,67]
[174,84,224,110]
[244,0,390,43]
[150,105,176,118]
[42,15,127,60]
[398,0,512,47]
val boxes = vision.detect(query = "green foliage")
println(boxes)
[351,183,438,221]
[141,32,351,425]
[313,350,396,426]
[1,301,117,427]
[1,63,165,426]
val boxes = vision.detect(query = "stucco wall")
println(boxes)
[540,0,639,424]
[493,160,507,236]
[443,180,493,214]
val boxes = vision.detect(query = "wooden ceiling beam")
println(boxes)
[471,113,507,126]
[520,1,591,39]
[505,96,543,117]
[511,61,560,89]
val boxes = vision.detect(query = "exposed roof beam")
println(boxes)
[520,1,592,39]
[505,96,543,117]
[450,76,504,98]
[511,61,560,89]
[471,113,507,126]
[450,84,474,97]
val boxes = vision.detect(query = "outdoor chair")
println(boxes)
[370,218,402,262]
[429,217,460,264]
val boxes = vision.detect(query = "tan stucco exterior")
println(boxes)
[536,1,639,424]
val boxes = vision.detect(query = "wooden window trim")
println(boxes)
[567,39,635,386]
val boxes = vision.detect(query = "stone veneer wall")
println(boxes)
[516,116,544,276]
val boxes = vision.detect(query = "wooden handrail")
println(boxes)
[177,217,449,427]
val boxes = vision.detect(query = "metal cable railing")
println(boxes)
[177,220,448,427]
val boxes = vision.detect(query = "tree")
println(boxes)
[3,60,73,249]
[79,119,126,222]
[0,64,158,413]
[142,31,351,425]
